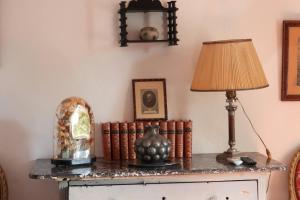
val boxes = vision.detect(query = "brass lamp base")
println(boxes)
[216,90,240,162]
[216,150,241,163]
[216,150,240,159]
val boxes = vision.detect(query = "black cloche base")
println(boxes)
[51,156,96,166]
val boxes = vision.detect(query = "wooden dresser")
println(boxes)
[29,152,286,200]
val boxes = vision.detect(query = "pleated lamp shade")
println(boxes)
[191,39,269,91]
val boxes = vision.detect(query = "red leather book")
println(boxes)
[128,122,136,160]
[184,158,192,170]
[120,122,129,160]
[136,122,144,139]
[184,120,192,158]
[101,122,111,161]
[159,121,168,139]
[151,121,160,126]
[143,121,151,129]
[167,120,176,158]
[110,122,120,160]
[175,121,184,158]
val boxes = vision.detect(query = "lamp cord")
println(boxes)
[236,98,272,161]
[267,171,272,193]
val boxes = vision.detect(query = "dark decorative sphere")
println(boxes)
[135,125,171,163]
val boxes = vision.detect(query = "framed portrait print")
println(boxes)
[282,20,300,100]
[132,79,168,121]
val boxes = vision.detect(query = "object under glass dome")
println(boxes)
[51,97,96,166]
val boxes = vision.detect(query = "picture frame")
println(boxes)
[132,79,168,121]
[282,20,300,100]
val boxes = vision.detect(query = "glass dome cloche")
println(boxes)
[51,97,96,166]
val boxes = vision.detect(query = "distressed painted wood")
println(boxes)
[69,180,258,200]
[29,153,286,200]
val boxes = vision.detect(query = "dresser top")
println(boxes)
[29,152,286,182]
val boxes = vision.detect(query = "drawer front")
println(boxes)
[69,181,258,200]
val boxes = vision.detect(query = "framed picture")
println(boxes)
[132,79,168,121]
[282,20,300,100]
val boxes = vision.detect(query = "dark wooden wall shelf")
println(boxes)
[128,39,169,43]
[119,0,179,47]
[126,9,168,13]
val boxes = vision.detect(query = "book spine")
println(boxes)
[184,157,192,169]
[167,120,176,158]
[101,122,111,161]
[159,121,168,139]
[120,122,129,160]
[175,120,184,158]
[111,122,120,160]
[143,121,151,129]
[184,120,192,158]
[128,122,137,160]
[136,122,144,139]
[151,121,160,126]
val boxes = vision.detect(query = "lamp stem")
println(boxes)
[225,91,238,155]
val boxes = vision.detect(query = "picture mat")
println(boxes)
[134,81,165,119]
[287,27,300,95]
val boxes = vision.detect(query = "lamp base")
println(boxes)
[216,151,241,163]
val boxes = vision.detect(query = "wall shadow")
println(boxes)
[0,120,58,200]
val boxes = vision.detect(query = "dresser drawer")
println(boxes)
[69,180,258,200]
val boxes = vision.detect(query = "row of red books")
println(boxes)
[101,120,192,161]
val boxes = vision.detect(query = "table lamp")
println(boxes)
[191,39,269,158]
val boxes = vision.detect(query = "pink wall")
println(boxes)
[0,0,298,199]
